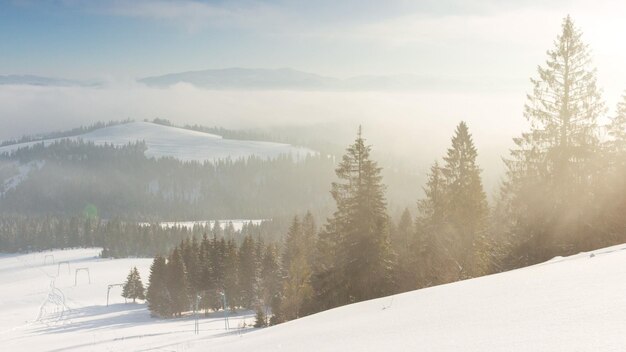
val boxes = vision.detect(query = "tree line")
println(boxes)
[0,139,336,220]
[0,214,285,257]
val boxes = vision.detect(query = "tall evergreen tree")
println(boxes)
[181,238,201,295]
[281,216,314,320]
[210,235,227,311]
[442,121,489,278]
[415,162,458,285]
[238,235,258,309]
[391,208,416,292]
[260,243,282,321]
[167,247,190,317]
[299,211,316,315]
[312,127,394,309]
[146,256,171,317]
[223,239,239,310]
[503,15,605,264]
[198,233,214,314]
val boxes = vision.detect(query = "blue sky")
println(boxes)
[3,0,616,81]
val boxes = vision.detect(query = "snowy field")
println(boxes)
[0,121,315,162]
[3,244,626,351]
[0,248,255,352]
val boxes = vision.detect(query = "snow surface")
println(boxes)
[0,121,315,163]
[3,244,626,351]
[193,244,626,352]
[0,248,256,352]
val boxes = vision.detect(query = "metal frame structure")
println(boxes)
[57,261,70,276]
[106,283,125,306]
[74,267,91,286]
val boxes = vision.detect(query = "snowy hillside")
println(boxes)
[192,244,626,351]
[2,244,626,351]
[0,121,315,162]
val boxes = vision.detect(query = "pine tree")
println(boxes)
[312,127,394,309]
[181,238,201,295]
[210,235,227,311]
[223,239,239,310]
[198,233,215,314]
[415,162,457,285]
[442,121,489,278]
[391,208,416,292]
[167,247,189,317]
[282,216,302,277]
[299,211,316,316]
[238,235,258,309]
[146,255,171,317]
[311,220,341,312]
[254,306,268,328]
[260,243,282,321]
[281,216,314,320]
[504,16,605,264]
[122,266,145,303]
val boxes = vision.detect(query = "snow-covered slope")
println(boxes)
[191,244,626,352]
[0,121,315,162]
[3,244,625,351]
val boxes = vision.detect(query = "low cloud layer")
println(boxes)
[0,82,529,192]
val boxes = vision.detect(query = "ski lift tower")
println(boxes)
[220,291,229,330]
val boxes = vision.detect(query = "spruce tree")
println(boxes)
[198,233,214,314]
[167,247,189,317]
[210,235,227,311]
[260,243,282,321]
[122,266,145,303]
[181,238,201,295]
[392,208,416,292]
[223,239,239,310]
[281,216,314,320]
[415,162,457,285]
[442,121,489,278]
[146,255,171,317]
[313,127,393,308]
[299,211,316,315]
[311,221,341,312]
[238,235,258,309]
[504,15,605,264]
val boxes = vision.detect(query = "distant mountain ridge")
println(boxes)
[0,74,99,87]
[139,67,337,90]
[139,67,443,90]
[0,69,522,91]
[139,67,522,91]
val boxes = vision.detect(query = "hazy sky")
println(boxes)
[1,0,624,84]
[2,0,626,192]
